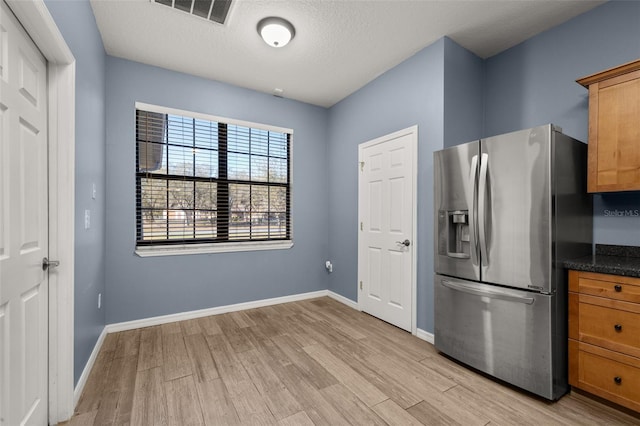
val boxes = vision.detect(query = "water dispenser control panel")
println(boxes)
[438,210,470,259]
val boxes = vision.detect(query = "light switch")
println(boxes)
[84,209,90,229]
[92,183,96,200]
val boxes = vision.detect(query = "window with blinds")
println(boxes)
[136,105,292,248]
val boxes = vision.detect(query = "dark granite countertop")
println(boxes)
[564,244,640,278]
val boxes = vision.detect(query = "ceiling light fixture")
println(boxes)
[257,17,295,48]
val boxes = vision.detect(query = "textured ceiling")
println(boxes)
[90,0,605,108]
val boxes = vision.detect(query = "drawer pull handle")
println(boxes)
[614,285,622,292]
[614,324,623,332]
[614,376,622,385]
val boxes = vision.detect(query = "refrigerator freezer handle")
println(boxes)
[478,153,489,266]
[440,279,535,305]
[469,155,479,266]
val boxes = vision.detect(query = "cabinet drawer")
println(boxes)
[579,301,640,358]
[574,343,640,412]
[569,271,640,303]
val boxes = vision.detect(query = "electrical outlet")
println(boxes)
[325,260,333,273]
[98,293,102,309]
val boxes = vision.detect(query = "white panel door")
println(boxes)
[358,127,416,332]
[0,1,49,424]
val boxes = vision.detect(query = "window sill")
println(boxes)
[135,240,294,257]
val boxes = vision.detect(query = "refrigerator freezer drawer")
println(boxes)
[434,274,566,400]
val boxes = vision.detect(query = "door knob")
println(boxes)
[396,239,411,247]
[42,257,60,271]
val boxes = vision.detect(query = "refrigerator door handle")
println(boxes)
[478,153,489,266]
[469,154,479,266]
[441,279,535,305]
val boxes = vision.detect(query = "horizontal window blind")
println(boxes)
[136,108,291,246]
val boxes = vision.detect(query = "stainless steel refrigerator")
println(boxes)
[433,124,592,400]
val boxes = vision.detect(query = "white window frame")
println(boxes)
[134,102,294,257]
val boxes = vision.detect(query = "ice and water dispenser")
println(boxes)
[438,210,470,259]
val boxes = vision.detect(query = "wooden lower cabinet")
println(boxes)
[569,270,640,412]
[570,340,640,411]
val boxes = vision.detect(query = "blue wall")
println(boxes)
[43,0,640,384]
[326,37,484,333]
[484,0,640,247]
[443,38,484,148]
[44,0,107,384]
[104,57,329,324]
[326,1,640,332]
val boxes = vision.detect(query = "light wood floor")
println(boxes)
[64,297,640,425]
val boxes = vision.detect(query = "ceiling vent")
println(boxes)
[153,0,233,25]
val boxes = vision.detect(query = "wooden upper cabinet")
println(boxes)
[577,59,640,193]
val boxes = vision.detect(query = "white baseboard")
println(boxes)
[327,290,359,310]
[73,326,107,407]
[416,328,434,344]
[105,290,329,333]
[329,290,428,343]
[75,289,358,408]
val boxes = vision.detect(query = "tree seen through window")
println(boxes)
[136,108,291,245]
